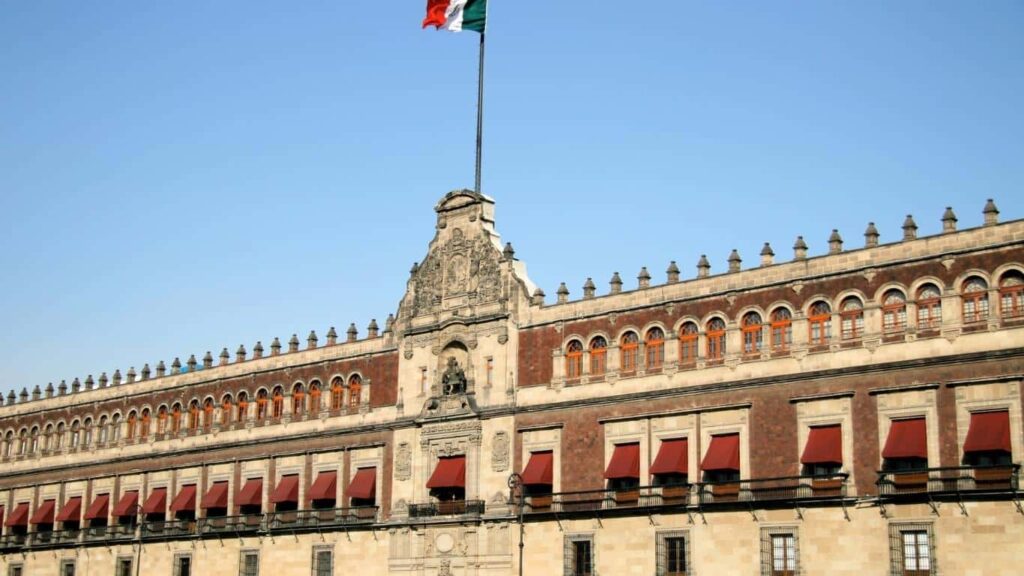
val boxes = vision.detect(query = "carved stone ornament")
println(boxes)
[405,226,504,318]
[439,559,452,576]
[491,431,509,472]
[395,442,412,481]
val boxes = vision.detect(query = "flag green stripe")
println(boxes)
[462,0,486,32]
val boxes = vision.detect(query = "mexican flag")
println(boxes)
[422,0,487,33]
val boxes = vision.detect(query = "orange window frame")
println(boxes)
[808,310,831,346]
[916,297,941,329]
[840,310,863,340]
[271,393,284,418]
[706,326,726,360]
[620,335,639,373]
[741,322,762,356]
[140,413,150,438]
[590,342,607,376]
[236,400,248,422]
[348,381,362,410]
[1000,285,1024,318]
[221,401,232,426]
[331,383,344,410]
[962,292,989,323]
[292,391,305,415]
[309,387,321,413]
[882,303,907,333]
[203,402,214,429]
[770,318,791,352]
[678,327,698,365]
[126,414,137,440]
[565,341,583,380]
[645,332,665,369]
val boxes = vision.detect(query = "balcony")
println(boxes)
[266,507,378,531]
[407,500,485,519]
[82,524,134,543]
[0,533,27,550]
[197,514,263,535]
[696,473,849,505]
[877,465,1020,498]
[29,529,81,547]
[141,519,194,540]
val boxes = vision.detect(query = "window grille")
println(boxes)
[888,523,936,576]
[563,534,595,576]
[656,531,690,576]
[238,550,259,576]
[759,527,799,576]
[312,546,334,576]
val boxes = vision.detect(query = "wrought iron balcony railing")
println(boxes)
[197,514,264,534]
[141,519,195,539]
[266,507,378,531]
[0,533,27,550]
[876,465,1020,497]
[82,524,134,542]
[407,500,485,519]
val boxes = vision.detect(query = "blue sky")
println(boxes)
[1,1,1022,396]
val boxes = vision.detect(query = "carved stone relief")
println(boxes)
[406,227,504,318]
[395,442,412,481]
[491,431,509,472]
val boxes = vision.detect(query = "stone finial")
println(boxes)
[85,375,94,390]
[828,229,843,254]
[58,380,68,395]
[127,368,136,383]
[942,206,957,233]
[112,369,122,386]
[727,250,741,273]
[582,278,596,299]
[307,330,318,349]
[503,242,515,261]
[637,267,651,289]
[72,377,82,392]
[171,357,182,374]
[410,262,419,275]
[696,255,711,278]
[98,372,108,388]
[8,390,17,404]
[219,348,230,365]
[902,214,918,240]
[346,324,358,343]
[186,355,197,372]
[864,222,879,248]
[385,314,396,333]
[141,364,152,380]
[288,334,300,352]
[532,288,546,306]
[326,327,338,346]
[271,337,282,355]
[609,272,623,294]
[0,394,3,406]
[19,388,28,403]
[253,342,264,359]
[983,198,999,226]
[32,385,41,401]
[760,243,775,267]
[45,382,54,398]
[367,319,379,338]
[556,282,569,304]
[793,236,808,260]
[666,261,680,284]
[202,351,213,368]
[236,345,247,362]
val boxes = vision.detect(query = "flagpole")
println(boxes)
[474,31,485,194]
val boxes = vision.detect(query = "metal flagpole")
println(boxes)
[474,31,485,194]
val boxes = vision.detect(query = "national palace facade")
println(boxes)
[0,191,1022,575]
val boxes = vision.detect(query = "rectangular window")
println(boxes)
[760,528,798,576]
[889,523,934,576]
[116,557,133,576]
[7,565,22,576]
[312,546,333,576]
[564,535,594,576]
[239,550,259,576]
[174,554,192,576]
[60,560,76,576]
[486,358,494,387]
[656,531,689,576]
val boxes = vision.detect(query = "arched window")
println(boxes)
[43,424,53,453]
[126,411,138,440]
[999,270,1024,319]
[170,404,182,433]
[98,415,109,445]
[706,318,726,361]
[882,290,907,333]
[236,392,248,423]
[741,312,763,356]
[331,377,345,410]
[271,387,284,419]
[916,284,942,329]
[309,381,322,414]
[769,308,792,352]
[156,406,168,434]
[589,337,608,376]
[348,375,362,411]
[565,340,583,380]
[29,426,39,454]
[292,384,305,416]
[220,395,233,427]
[962,277,989,323]
[255,390,268,421]
[678,322,698,365]
[54,423,64,450]
[3,431,12,458]
[620,332,640,373]
[840,297,864,340]
[111,414,121,442]
[645,328,665,369]
[82,418,93,447]
[188,400,200,431]
[70,420,81,448]
[808,301,832,346]
[202,398,214,430]
[17,428,27,455]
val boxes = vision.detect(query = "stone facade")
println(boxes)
[0,191,1022,575]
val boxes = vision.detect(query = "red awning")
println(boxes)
[521,451,554,486]
[56,497,83,523]
[142,488,167,514]
[426,456,466,489]
[236,479,263,507]
[270,475,299,503]
[113,491,139,517]
[801,425,843,465]
[701,434,741,472]
[650,439,688,475]
[309,472,338,501]
[604,443,640,479]
[6,503,29,527]
[882,418,927,459]
[30,500,56,525]
[84,494,110,520]
[345,468,377,500]
[201,482,229,509]
[169,485,196,513]
[964,411,1011,453]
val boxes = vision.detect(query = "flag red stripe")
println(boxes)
[423,0,449,29]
